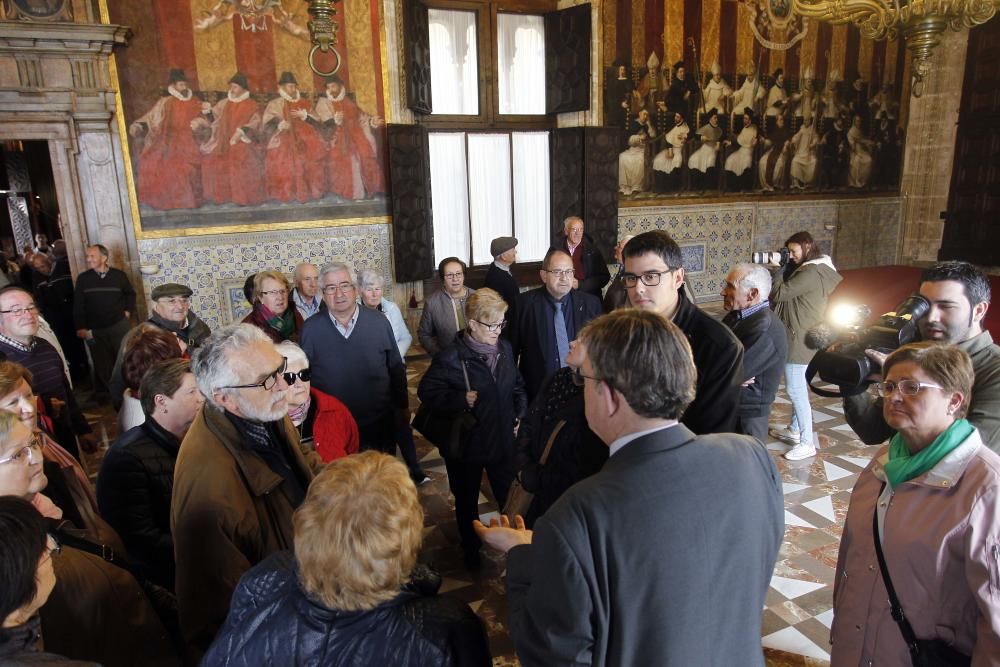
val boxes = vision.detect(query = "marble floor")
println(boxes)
[402,353,882,667]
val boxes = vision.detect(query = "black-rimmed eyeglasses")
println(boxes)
[622,269,675,288]
[473,319,506,332]
[283,369,312,385]
[222,357,287,391]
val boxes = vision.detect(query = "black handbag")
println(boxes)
[872,484,971,667]
[413,360,477,460]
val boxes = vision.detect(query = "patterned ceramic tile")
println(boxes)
[136,224,392,329]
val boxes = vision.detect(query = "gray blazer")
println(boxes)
[506,424,784,666]
[417,288,475,356]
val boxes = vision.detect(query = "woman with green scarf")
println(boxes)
[831,342,1000,664]
[242,270,304,344]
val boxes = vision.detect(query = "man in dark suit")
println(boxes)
[475,309,784,666]
[483,236,519,334]
[721,263,788,441]
[623,230,743,434]
[513,249,602,400]
[551,216,611,299]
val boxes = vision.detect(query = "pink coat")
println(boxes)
[831,429,1000,665]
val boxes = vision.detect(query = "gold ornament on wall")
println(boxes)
[790,0,1000,96]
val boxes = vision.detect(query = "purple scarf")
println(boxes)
[465,334,500,375]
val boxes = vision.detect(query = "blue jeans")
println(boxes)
[784,363,814,446]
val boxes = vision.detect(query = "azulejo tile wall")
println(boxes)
[618,197,903,302]
[136,224,392,330]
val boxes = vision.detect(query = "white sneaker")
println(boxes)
[769,426,801,445]
[784,443,817,460]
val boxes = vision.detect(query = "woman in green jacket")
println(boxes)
[769,231,842,460]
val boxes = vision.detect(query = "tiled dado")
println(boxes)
[617,197,903,301]
[135,224,392,330]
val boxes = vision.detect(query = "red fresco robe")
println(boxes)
[262,92,327,203]
[133,88,203,210]
[201,92,265,206]
[315,89,386,200]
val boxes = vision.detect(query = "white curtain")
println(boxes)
[428,10,478,115]
[512,132,550,262]
[497,14,545,115]
[467,134,512,265]
[428,133,471,265]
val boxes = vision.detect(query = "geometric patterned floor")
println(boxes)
[404,353,882,667]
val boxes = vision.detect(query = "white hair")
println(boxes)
[563,216,583,231]
[293,262,319,282]
[320,262,355,286]
[356,269,385,290]
[732,263,772,298]
[275,341,308,368]
[191,323,273,410]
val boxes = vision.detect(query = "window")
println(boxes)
[497,14,545,115]
[428,9,479,115]
[429,131,550,266]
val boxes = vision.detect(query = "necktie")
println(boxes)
[554,300,570,369]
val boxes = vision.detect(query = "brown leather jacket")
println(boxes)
[171,406,319,662]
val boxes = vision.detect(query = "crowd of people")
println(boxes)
[0,224,997,666]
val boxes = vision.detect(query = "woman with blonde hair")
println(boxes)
[418,288,527,569]
[203,452,490,665]
[242,270,303,343]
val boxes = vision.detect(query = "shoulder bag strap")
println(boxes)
[537,420,566,467]
[871,482,921,651]
[52,525,144,585]
[461,360,471,392]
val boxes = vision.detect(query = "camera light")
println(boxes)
[829,303,868,328]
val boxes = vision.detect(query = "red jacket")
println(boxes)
[308,387,359,462]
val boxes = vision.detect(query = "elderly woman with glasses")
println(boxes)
[418,258,475,356]
[418,288,527,570]
[242,270,304,343]
[202,452,490,665]
[274,341,358,463]
[0,411,178,666]
[831,342,1000,663]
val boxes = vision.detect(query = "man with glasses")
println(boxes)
[108,282,212,410]
[622,230,743,434]
[513,249,602,401]
[172,323,319,660]
[0,287,93,458]
[300,262,408,454]
[475,310,783,666]
[844,261,1000,452]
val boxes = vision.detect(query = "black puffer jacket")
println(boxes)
[96,418,180,591]
[201,552,491,667]
[418,333,528,464]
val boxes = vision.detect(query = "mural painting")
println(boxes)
[605,0,907,199]
[108,0,388,231]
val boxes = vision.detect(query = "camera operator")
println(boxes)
[768,232,843,460]
[844,261,1000,451]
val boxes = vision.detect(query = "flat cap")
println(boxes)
[151,283,193,300]
[490,236,518,258]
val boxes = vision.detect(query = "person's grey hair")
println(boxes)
[320,262,355,287]
[293,262,318,282]
[191,323,272,410]
[733,263,772,298]
[563,216,583,231]
[275,341,308,368]
[357,269,385,290]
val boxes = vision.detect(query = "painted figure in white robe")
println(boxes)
[724,110,758,176]
[652,112,689,191]
[689,110,723,190]
[789,116,819,188]
[847,114,874,188]
[731,68,765,125]
[702,61,732,115]
[758,113,792,190]
[619,110,656,195]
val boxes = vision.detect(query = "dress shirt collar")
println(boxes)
[608,422,679,457]
[737,299,771,320]
[0,332,34,352]
[329,303,360,338]
[493,260,512,274]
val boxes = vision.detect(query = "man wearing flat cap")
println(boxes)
[485,236,520,333]
[109,283,212,410]
[263,71,326,203]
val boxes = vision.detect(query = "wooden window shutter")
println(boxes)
[403,0,433,115]
[387,124,436,282]
[544,3,591,114]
